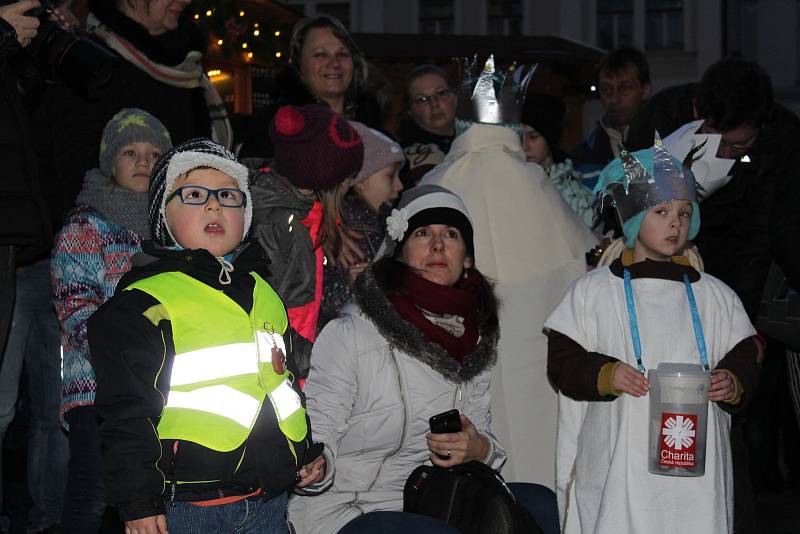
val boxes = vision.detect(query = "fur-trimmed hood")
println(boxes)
[352,267,500,383]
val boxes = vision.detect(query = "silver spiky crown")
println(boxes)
[601,132,700,224]
[455,54,537,126]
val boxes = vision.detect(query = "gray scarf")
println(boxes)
[75,168,151,239]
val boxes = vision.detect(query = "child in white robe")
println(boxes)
[544,139,759,534]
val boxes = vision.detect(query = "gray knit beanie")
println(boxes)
[99,108,172,177]
[149,138,252,248]
[349,122,405,183]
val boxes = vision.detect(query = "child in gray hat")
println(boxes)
[51,108,171,530]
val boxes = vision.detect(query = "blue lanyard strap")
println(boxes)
[622,269,710,372]
[623,269,646,373]
[683,273,710,371]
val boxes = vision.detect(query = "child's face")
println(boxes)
[522,125,550,165]
[164,168,246,257]
[634,200,693,261]
[112,142,163,193]
[355,163,403,213]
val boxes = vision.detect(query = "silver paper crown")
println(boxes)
[455,54,537,125]
[605,132,700,224]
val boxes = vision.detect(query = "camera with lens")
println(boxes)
[25,0,116,98]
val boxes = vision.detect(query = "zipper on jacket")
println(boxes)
[169,440,178,506]
[453,384,463,412]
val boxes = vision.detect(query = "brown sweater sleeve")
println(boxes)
[714,336,760,413]
[547,330,621,401]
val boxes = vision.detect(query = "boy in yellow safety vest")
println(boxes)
[89,138,324,534]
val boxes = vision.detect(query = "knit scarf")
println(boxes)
[75,168,151,239]
[86,13,232,149]
[389,270,480,362]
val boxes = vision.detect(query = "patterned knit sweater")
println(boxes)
[51,205,142,418]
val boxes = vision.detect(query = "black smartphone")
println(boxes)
[429,409,462,434]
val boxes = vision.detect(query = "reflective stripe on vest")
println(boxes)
[126,271,307,452]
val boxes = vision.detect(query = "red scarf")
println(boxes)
[389,270,480,362]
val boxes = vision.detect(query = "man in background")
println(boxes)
[569,46,652,178]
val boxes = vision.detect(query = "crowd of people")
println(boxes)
[0,1,797,533]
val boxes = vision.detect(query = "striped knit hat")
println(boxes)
[149,138,251,247]
[386,184,474,260]
[99,108,172,177]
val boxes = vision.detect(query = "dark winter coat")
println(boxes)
[88,242,312,522]
[0,19,50,255]
[249,169,318,373]
[42,0,212,206]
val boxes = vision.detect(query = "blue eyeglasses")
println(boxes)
[166,185,247,208]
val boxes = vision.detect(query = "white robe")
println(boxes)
[421,124,597,485]
[543,266,755,534]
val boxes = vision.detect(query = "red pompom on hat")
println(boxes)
[269,104,365,191]
[273,106,305,136]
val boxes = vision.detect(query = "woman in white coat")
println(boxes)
[289,185,558,534]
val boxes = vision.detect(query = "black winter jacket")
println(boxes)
[0,18,50,251]
[249,170,316,374]
[88,242,312,522]
[42,0,212,206]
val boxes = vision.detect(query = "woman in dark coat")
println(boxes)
[44,0,229,206]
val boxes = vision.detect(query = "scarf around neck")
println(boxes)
[86,13,232,149]
[75,168,151,239]
[389,270,480,362]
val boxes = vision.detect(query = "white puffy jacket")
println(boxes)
[289,267,506,534]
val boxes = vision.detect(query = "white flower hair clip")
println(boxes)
[386,208,409,241]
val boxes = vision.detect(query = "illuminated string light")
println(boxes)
[275,51,282,58]
[247,52,254,59]
[253,30,260,36]
[193,13,199,20]
[242,42,248,49]
[239,10,245,16]
[205,10,212,16]
[207,69,221,77]
[274,30,280,37]
[217,39,223,45]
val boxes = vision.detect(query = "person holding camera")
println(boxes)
[0,2,68,533]
[288,185,559,534]
[44,0,230,208]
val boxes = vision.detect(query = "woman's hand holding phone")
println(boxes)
[426,413,489,468]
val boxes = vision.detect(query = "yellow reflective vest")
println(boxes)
[126,271,308,453]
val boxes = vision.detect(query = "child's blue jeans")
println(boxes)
[165,491,289,534]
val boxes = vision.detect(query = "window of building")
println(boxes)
[488,0,522,36]
[597,0,634,49]
[316,2,351,29]
[419,0,455,35]
[645,0,683,49]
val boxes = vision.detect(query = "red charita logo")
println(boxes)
[659,412,697,468]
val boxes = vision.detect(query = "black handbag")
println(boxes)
[403,461,544,534]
